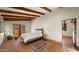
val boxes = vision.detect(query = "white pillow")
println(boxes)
[34,31,42,36]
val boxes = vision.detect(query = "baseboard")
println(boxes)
[63,36,72,38]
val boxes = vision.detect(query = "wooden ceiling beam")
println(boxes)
[3,17,35,19]
[2,14,36,19]
[2,15,36,19]
[0,10,40,17]
[4,18,32,21]
[11,7,45,15]
[40,7,52,12]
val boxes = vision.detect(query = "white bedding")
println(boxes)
[20,32,42,43]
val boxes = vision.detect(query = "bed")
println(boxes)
[20,29,44,43]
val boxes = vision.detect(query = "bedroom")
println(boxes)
[0,7,79,52]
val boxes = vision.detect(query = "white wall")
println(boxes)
[31,7,78,43]
[4,21,32,35]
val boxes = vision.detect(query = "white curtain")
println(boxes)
[0,15,4,45]
[0,33,4,45]
[0,15,4,32]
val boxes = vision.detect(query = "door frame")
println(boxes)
[62,18,77,47]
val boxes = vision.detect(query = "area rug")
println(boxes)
[30,40,48,52]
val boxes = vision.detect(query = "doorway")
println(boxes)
[62,18,77,48]
[13,24,25,37]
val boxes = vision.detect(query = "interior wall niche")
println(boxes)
[0,15,4,32]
